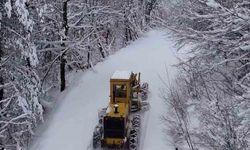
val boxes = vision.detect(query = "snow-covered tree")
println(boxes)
[0,0,157,149]
[161,74,195,150]
[161,0,250,149]
[36,0,150,91]
[0,0,43,149]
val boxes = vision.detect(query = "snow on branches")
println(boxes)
[4,0,12,18]
[0,0,43,149]
[161,0,250,149]
[15,0,34,31]
[0,0,154,149]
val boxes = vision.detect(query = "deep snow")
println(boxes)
[30,30,178,150]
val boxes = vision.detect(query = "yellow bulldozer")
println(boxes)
[92,71,149,150]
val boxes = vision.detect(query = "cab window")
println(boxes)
[113,84,127,98]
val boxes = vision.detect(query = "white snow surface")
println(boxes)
[206,0,221,8]
[30,30,178,150]
[111,70,131,80]
[5,0,12,18]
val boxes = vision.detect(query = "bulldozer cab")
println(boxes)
[110,71,132,104]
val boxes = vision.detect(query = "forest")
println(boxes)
[0,0,159,149]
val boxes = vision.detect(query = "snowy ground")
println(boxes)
[30,30,178,150]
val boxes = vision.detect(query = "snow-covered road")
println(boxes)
[30,30,177,150]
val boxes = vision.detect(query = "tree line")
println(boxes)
[158,0,250,149]
[0,0,158,149]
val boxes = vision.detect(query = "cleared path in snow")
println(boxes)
[30,30,177,150]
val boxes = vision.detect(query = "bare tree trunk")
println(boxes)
[60,0,69,92]
[124,0,129,43]
[105,29,110,45]
[124,18,131,42]
[94,31,105,58]
[0,76,3,102]
[87,50,91,68]
[145,0,157,24]
[0,34,3,110]
[125,22,129,42]
[98,42,105,58]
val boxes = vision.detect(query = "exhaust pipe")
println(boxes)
[114,104,119,113]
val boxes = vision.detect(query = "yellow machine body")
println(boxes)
[101,71,141,148]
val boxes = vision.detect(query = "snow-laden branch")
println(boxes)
[0,114,30,130]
